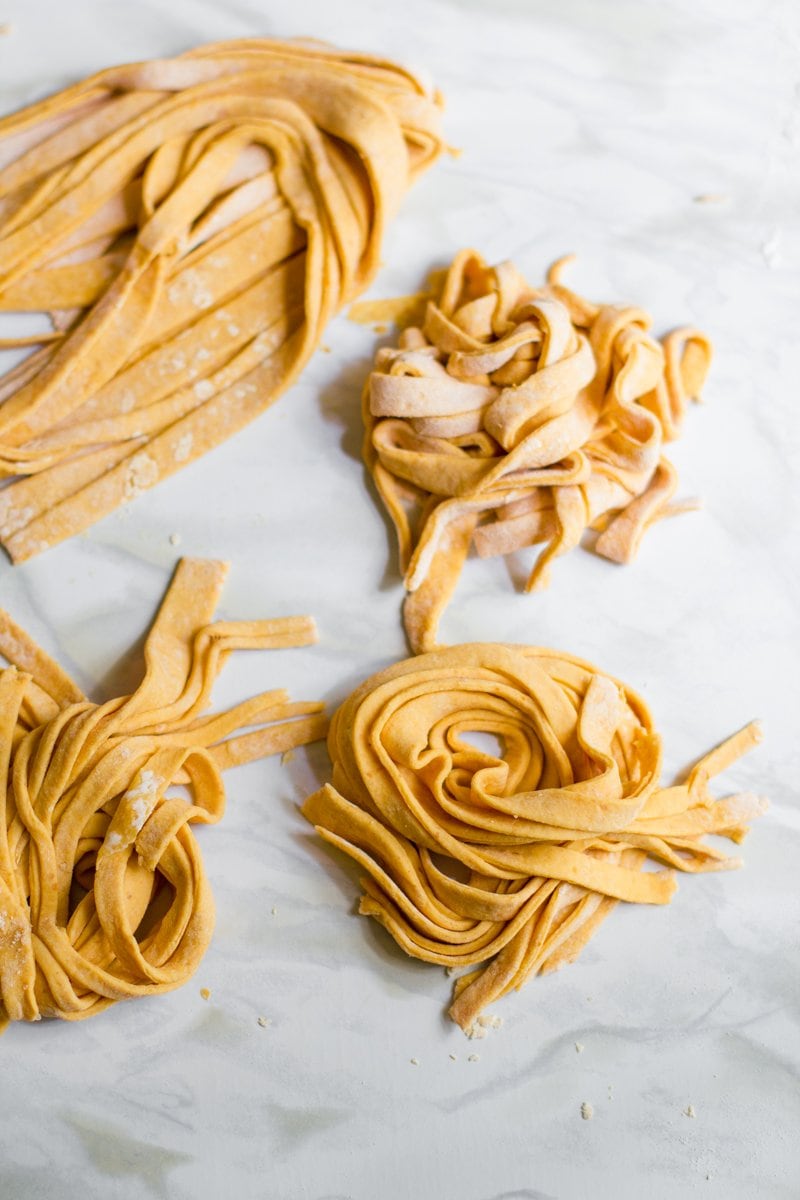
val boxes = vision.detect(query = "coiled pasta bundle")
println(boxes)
[361,252,711,652]
[0,38,444,561]
[303,643,764,1031]
[0,558,326,1029]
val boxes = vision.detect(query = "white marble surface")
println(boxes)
[0,0,798,1197]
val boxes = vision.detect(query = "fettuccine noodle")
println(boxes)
[361,251,712,652]
[302,643,765,1032]
[0,38,444,562]
[0,557,326,1029]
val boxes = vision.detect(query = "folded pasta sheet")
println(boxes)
[0,558,326,1029]
[360,252,711,652]
[302,644,765,1032]
[0,38,445,560]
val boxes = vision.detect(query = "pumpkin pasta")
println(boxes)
[0,38,444,561]
[0,557,326,1029]
[360,251,712,653]
[302,643,764,1032]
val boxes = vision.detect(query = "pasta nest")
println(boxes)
[0,559,325,1028]
[362,251,712,652]
[0,38,444,561]
[303,643,765,1031]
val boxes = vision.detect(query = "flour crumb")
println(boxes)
[580,1102,594,1121]
[0,23,11,35]
[477,1014,503,1030]
[173,432,194,462]
[693,193,729,204]
[683,1104,696,1119]
[168,270,213,309]
[193,379,214,401]
[575,1041,584,1053]
[257,1016,272,1029]
[169,532,182,547]
[123,451,158,500]
[123,770,161,834]
[321,345,331,353]
[281,749,295,766]
[410,1057,419,1066]
[466,1023,487,1040]
[271,905,278,916]
[467,1054,479,1063]
[200,988,211,1001]
[449,1053,457,1061]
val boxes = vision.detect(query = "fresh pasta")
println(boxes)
[361,251,712,652]
[0,557,326,1029]
[0,38,444,562]
[302,643,765,1032]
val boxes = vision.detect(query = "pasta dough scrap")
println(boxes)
[0,38,445,562]
[301,643,765,1032]
[360,251,712,652]
[0,557,327,1030]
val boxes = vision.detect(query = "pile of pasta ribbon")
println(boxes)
[0,558,326,1029]
[302,644,765,1032]
[0,38,444,562]
[361,251,712,652]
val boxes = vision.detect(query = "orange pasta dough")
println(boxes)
[0,558,326,1029]
[0,38,444,560]
[303,643,764,1032]
[360,252,711,652]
